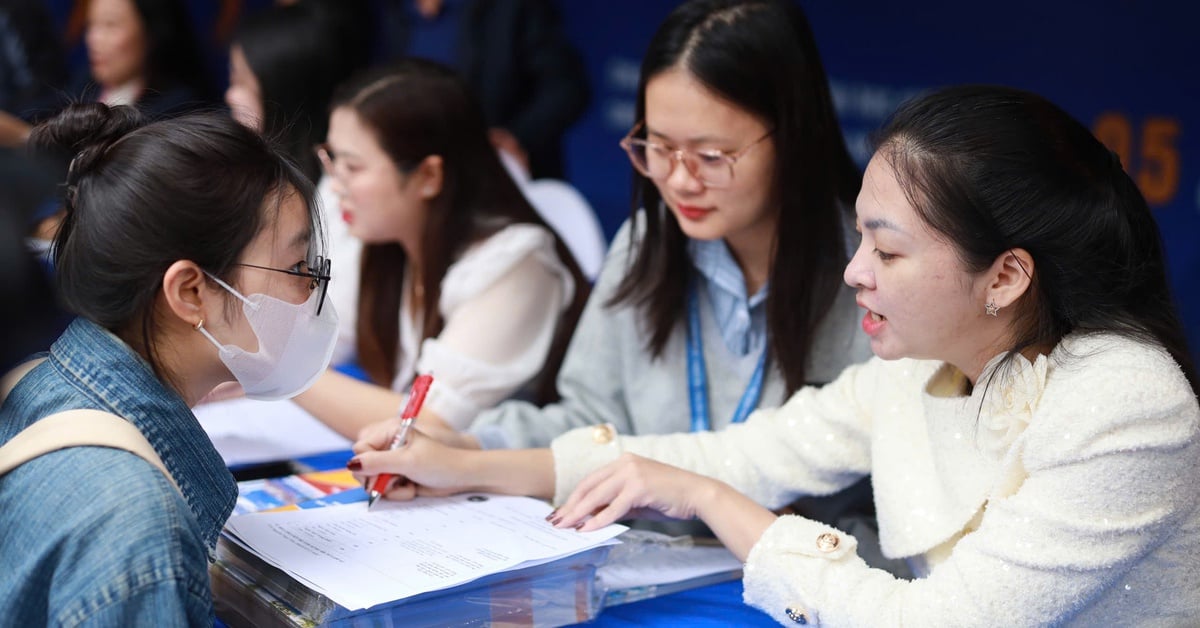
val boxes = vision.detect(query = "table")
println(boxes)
[575,579,777,626]
[220,445,782,627]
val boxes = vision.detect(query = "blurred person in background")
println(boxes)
[7,0,216,261]
[377,0,589,179]
[0,148,61,373]
[0,0,67,147]
[294,59,590,440]
[226,0,371,183]
[1,0,213,147]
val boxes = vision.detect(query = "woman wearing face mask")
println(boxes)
[0,102,338,625]
[291,58,589,441]
[351,85,1200,624]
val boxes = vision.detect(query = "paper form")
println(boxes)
[224,493,625,610]
[193,397,352,466]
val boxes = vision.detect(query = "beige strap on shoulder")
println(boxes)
[0,409,180,493]
[0,359,181,493]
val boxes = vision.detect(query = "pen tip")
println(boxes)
[367,492,380,509]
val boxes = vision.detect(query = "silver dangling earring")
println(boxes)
[984,301,1000,317]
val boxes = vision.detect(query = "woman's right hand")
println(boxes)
[349,429,481,500]
[350,426,556,503]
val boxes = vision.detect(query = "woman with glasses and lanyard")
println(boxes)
[0,103,338,624]
[356,0,880,546]
[292,58,590,441]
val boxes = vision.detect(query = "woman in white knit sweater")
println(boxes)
[349,85,1200,625]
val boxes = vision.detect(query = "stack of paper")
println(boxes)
[223,493,626,611]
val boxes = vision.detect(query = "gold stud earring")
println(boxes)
[193,318,204,331]
[984,301,1000,317]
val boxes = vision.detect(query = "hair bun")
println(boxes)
[27,103,146,191]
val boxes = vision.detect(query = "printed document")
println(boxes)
[224,493,625,610]
[193,397,352,466]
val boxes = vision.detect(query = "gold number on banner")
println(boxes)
[1093,112,1181,206]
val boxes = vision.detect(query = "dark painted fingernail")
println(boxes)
[346,458,362,471]
[550,515,564,526]
[544,509,558,522]
[573,522,586,530]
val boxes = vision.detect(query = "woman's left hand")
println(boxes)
[549,453,723,532]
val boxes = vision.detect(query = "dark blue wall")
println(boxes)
[44,0,1200,358]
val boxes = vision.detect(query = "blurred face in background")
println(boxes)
[86,0,148,89]
[324,107,431,249]
[226,45,264,130]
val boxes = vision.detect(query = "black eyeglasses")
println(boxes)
[235,256,332,315]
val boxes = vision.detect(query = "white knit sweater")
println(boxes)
[551,332,1200,626]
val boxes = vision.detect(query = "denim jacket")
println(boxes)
[0,318,236,627]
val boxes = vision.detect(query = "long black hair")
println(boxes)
[331,59,589,403]
[27,103,319,386]
[875,84,1198,396]
[609,0,860,396]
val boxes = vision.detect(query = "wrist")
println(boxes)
[457,432,482,450]
[694,477,731,522]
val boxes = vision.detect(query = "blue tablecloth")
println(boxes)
[575,579,777,626]
[214,580,776,627]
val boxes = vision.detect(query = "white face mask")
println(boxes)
[197,273,339,401]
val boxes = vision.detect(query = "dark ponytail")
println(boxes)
[28,103,145,258]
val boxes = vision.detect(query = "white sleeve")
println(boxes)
[415,225,574,429]
[739,345,1200,624]
[550,347,1200,625]
[549,358,879,506]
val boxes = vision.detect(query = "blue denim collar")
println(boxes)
[49,318,236,550]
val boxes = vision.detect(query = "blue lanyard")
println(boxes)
[686,286,768,432]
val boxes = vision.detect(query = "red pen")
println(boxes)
[367,374,433,509]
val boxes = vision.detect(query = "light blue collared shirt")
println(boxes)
[688,238,769,357]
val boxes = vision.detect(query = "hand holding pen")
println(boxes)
[366,374,433,509]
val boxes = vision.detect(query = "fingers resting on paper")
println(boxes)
[549,453,719,532]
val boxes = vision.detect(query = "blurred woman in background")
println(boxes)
[294,59,589,440]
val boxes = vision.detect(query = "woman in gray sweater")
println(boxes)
[354,0,877,541]
[392,0,872,448]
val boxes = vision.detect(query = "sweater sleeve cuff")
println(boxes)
[420,378,482,431]
[550,424,623,505]
[742,515,861,627]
